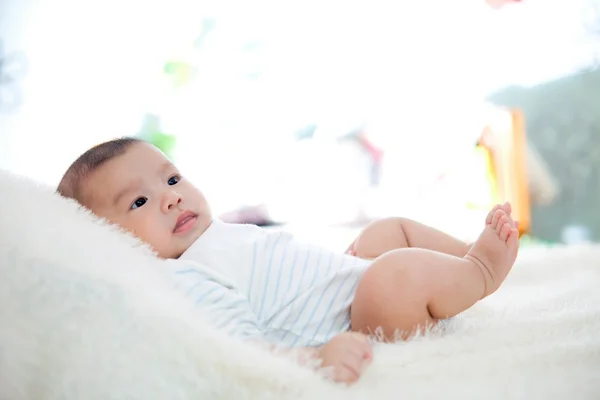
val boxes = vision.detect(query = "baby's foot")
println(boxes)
[466,207,519,298]
[485,202,512,225]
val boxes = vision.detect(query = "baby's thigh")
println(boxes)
[351,218,406,259]
[350,250,438,341]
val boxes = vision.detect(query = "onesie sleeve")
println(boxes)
[169,260,265,342]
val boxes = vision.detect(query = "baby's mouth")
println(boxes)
[173,211,198,234]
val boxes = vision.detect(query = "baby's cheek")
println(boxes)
[127,218,159,244]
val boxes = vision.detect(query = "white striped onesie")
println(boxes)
[169,219,371,348]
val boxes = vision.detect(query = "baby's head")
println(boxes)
[57,137,212,258]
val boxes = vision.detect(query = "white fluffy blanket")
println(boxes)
[1,170,599,400]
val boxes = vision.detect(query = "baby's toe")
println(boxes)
[499,222,512,241]
[502,213,517,230]
[507,228,519,248]
[491,209,506,230]
[486,205,501,225]
[496,215,509,235]
[500,201,512,216]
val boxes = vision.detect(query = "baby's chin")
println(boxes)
[169,216,213,259]
[165,244,194,260]
[154,236,197,260]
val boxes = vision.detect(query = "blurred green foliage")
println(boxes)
[136,114,177,159]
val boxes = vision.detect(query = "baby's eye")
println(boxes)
[130,197,148,210]
[168,175,181,186]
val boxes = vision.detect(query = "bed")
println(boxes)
[0,169,599,400]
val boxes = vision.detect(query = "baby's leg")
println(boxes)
[350,208,519,341]
[349,203,512,259]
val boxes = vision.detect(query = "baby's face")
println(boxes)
[81,142,212,258]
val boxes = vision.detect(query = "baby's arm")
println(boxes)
[348,217,470,260]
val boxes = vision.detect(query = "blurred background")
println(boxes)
[1,0,599,249]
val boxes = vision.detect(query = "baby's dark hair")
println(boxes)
[57,137,142,204]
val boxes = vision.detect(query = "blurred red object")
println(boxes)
[486,0,522,9]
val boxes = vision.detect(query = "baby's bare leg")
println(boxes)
[350,208,519,341]
[350,217,470,259]
[350,203,513,260]
[350,248,484,340]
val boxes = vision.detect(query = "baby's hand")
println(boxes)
[317,332,373,384]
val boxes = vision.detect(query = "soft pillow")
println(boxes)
[0,170,335,400]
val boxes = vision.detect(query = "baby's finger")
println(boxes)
[346,347,367,365]
[335,364,360,384]
[350,335,372,360]
[344,347,372,376]
[351,339,373,361]
[363,343,373,361]
[340,357,362,383]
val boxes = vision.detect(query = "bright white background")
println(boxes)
[0,0,597,231]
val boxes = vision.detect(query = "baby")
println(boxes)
[57,137,519,383]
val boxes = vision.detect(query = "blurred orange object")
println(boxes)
[479,109,531,237]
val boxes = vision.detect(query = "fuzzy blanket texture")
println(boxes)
[0,169,599,400]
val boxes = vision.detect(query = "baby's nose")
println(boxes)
[162,191,182,211]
